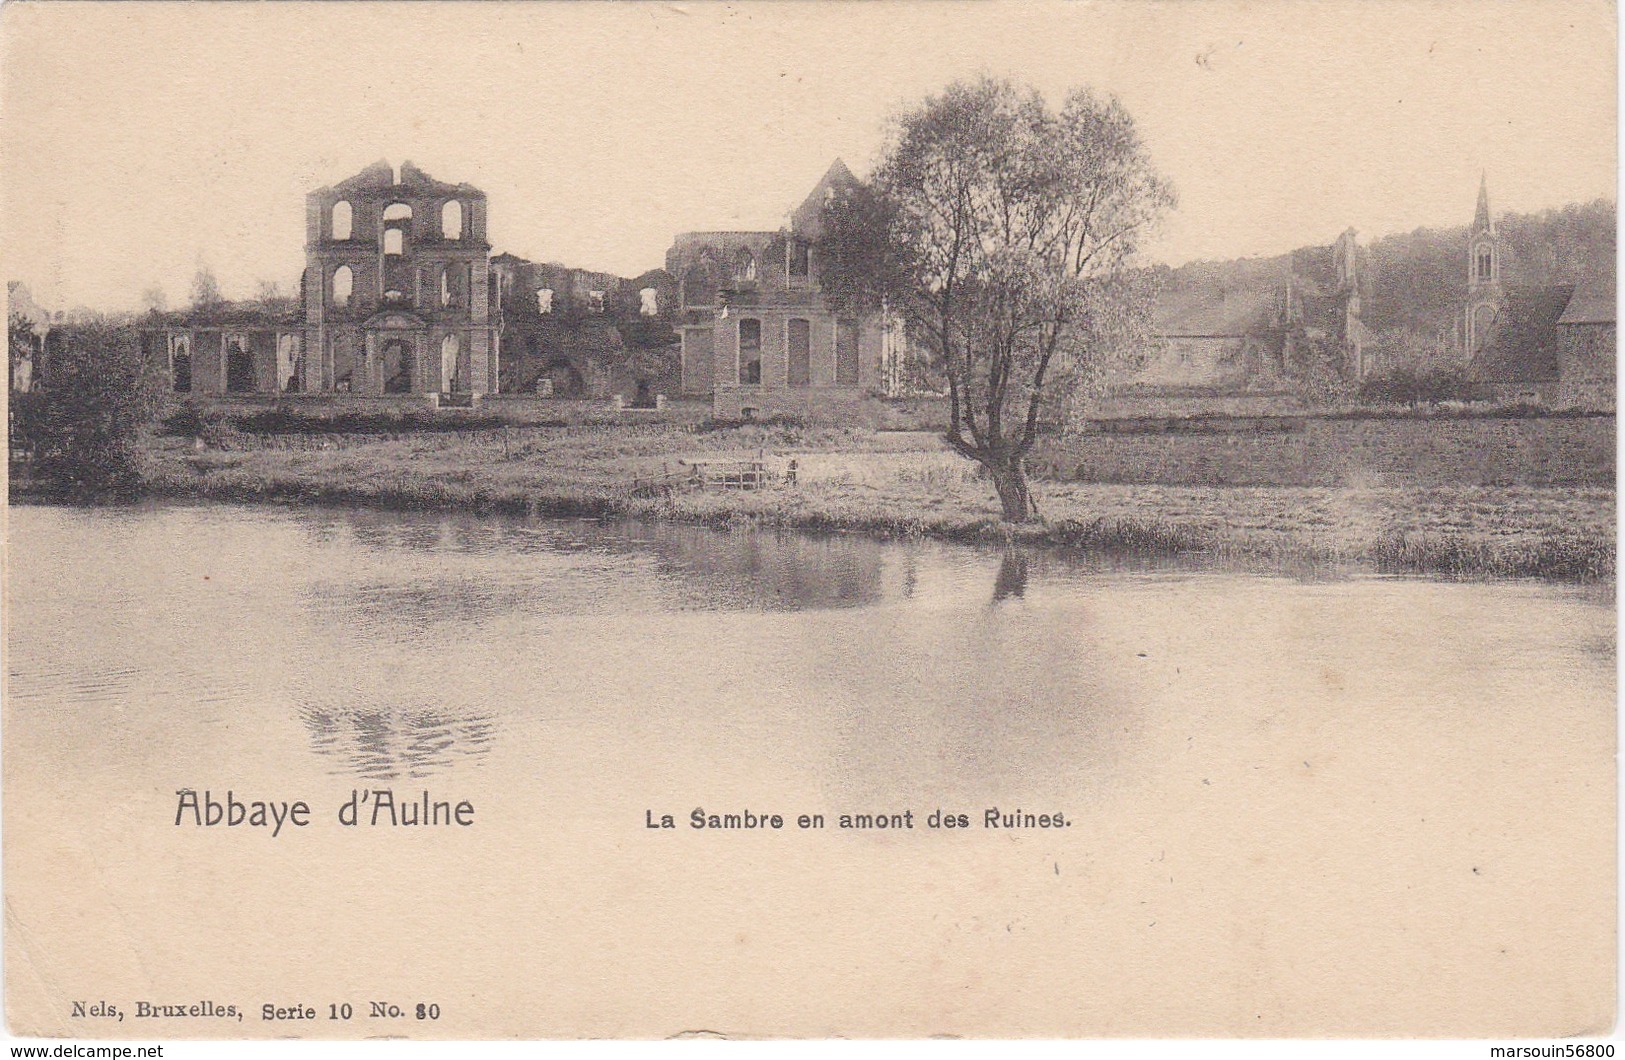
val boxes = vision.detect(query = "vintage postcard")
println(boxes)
[2,0,1616,1048]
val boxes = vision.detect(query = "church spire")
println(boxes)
[1474,171,1494,234]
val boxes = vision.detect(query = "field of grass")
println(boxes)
[133,422,1615,581]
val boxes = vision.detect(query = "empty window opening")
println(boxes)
[787,318,811,387]
[332,265,353,308]
[640,288,658,316]
[225,335,255,393]
[738,319,762,384]
[537,288,554,314]
[734,249,757,283]
[441,200,463,240]
[332,201,353,241]
[588,290,605,314]
[440,334,460,393]
[835,318,859,386]
[441,269,453,308]
[383,339,414,394]
[170,335,192,393]
[383,202,412,256]
[788,239,810,278]
[332,333,356,392]
[278,334,301,393]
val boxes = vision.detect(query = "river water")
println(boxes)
[5,501,1615,1037]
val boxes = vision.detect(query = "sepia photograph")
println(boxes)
[2,0,1617,1049]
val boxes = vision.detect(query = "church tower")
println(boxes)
[1465,173,1504,357]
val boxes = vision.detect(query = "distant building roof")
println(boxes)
[790,158,859,238]
[1468,284,1574,383]
[1557,289,1616,326]
[1153,282,1279,337]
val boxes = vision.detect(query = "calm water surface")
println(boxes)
[5,501,1615,1037]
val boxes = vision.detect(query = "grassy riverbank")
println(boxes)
[128,422,1615,580]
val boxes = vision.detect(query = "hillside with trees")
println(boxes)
[1156,198,1614,372]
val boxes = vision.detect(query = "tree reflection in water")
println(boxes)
[992,551,1030,602]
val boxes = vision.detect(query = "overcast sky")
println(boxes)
[2,0,1616,313]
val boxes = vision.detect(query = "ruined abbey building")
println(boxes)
[138,160,685,410]
[489,255,679,406]
[143,161,499,404]
[667,159,916,420]
[108,164,1615,417]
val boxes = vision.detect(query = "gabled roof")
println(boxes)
[1468,284,1574,383]
[790,158,859,238]
[1153,279,1281,337]
[1557,287,1616,326]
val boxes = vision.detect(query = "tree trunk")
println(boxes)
[988,454,1036,523]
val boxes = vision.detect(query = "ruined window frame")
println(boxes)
[441,333,461,393]
[738,318,762,385]
[224,331,255,394]
[331,265,353,309]
[441,200,463,241]
[169,333,192,393]
[331,200,353,241]
[788,238,810,281]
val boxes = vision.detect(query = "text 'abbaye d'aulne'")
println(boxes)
[174,788,475,837]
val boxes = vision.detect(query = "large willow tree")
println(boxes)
[821,78,1174,521]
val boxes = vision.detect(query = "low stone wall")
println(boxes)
[1033,413,1615,487]
[477,396,712,425]
[167,394,715,426]
[168,394,441,415]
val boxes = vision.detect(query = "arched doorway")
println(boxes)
[545,357,584,398]
[383,339,414,394]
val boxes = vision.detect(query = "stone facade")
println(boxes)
[489,254,679,404]
[666,160,886,419]
[144,162,500,403]
[304,161,497,397]
[139,302,305,398]
[1555,296,1616,411]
